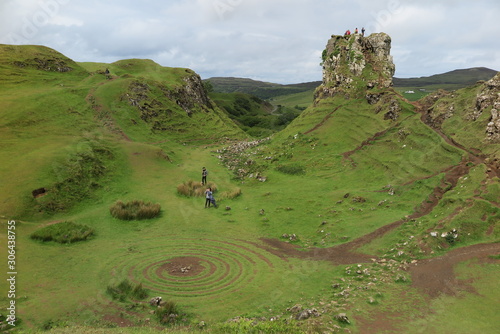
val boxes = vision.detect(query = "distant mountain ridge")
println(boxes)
[206,77,321,99]
[207,67,498,100]
[393,67,498,87]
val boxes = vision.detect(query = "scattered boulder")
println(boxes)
[352,196,366,203]
[149,296,162,306]
[334,313,350,324]
[295,308,320,321]
[180,266,191,273]
[281,233,298,241]
[32,187,47,198]
[286,304,302,313]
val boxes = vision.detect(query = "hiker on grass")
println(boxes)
[205,187,217,208]
[205,187,213,208]
[202,167,208,185]
[210,191,218,208]
[361,27,365,36]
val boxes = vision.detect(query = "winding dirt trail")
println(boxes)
[262,100,500,299]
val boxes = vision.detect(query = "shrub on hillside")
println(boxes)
[110,200,161,220]
[38,138,114,213]
[276,164,306,175]
[155,301,180,324]
[106,279,148,301]
[176,180,217,197]
[30,221,94,243]
[218,187,242,200]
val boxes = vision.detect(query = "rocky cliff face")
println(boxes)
[123,71,214,131]
[423,73,500,144]
[478,73,500,142]
[315,33,395,102]
[166,72,213,115]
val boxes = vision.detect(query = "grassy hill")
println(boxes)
[0,44,246,218]
[206,78,318,131]
[393,67,497,87]
[209,91,303,137]
[209,67,498,104]
[394,67,498,100]
[206,77,320,100]
[0,45,498,334]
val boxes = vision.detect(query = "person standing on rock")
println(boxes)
[355,27,359,34]
[201,167,208,185]
[361,27,365,36]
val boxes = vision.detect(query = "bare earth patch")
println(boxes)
[157,256,204,277]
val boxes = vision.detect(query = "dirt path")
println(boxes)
[85,79,132,142]
[409,242,500,297]
[304,105,343,134]
[414,100,500,179]
[262,100,500,300]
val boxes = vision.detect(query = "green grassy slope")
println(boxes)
[0,44,246,218]
[0,45,498,334]
[209,91,302,138]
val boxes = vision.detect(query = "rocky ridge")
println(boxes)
[478,73,500,142]
[315,33,395,102]
[422,72,500,144]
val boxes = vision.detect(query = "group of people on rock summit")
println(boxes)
[202,167,217,208]
[344,27,365,36]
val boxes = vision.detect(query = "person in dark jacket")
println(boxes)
[202,167,208,185]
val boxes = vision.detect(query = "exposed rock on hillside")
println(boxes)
[315,33,395,102]
[122,72,214,131]
[166,72,214,115]
[423,73,500,143]
[14,56,74,72]
[477,73,500,142]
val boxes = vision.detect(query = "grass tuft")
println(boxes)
[176,180,217,197]
[155,301,180,325]
[30,221,94,243]
[219,187,242,200]
[275,163,306,175]
[109,200,161,220]
[106,279,148,301]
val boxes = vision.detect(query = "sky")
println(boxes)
[1,0,499,84]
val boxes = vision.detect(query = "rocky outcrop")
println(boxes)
[122,71,215,131]
[423,73,500,142]
[14,56,74,72]
[476,73,500,142]
[315,33,395,102]
[165,72,213,115]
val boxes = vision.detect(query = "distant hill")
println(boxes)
[208,68,499,103]
[209,91,302,137]
[393,67,498,88]
[206,77,321,100]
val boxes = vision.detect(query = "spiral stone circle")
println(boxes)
[107,237,279,298]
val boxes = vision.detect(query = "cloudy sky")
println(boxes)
[1,0,499,83]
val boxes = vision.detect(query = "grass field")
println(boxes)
[0,44,498,333]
